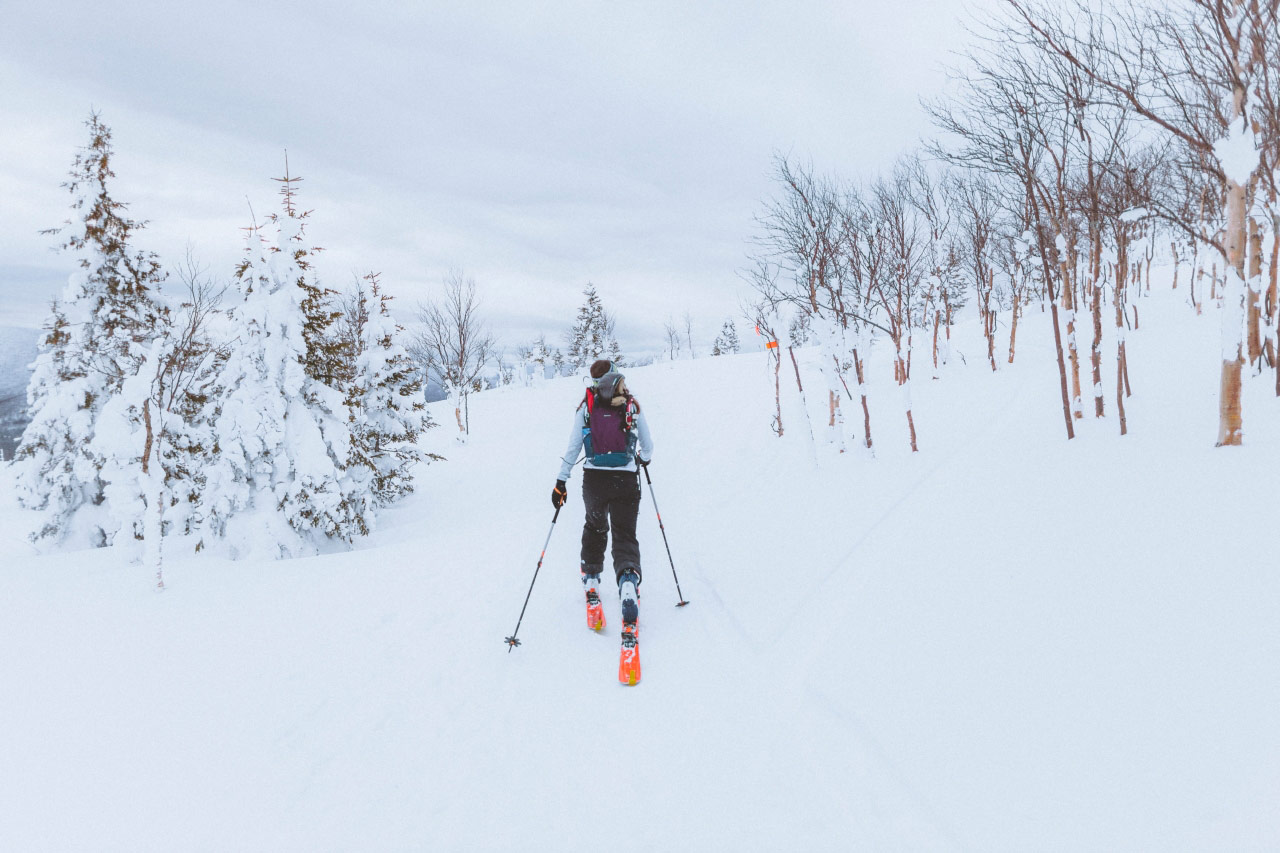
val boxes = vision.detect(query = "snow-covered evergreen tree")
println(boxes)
[260,162,345,389]
[203,206,361,559]
[712,320,741,355]
[566,285,610,369]
[14,113,166,547]
[344,273,437,512]
[519,335,554,385]
[93,267,226,585]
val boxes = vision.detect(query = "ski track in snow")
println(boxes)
[2,275,1279,850]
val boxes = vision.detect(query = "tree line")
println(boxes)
[12,115,433,583]
[10,115,756,576]
[749,0,1279,452]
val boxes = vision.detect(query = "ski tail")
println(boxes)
[586,588,605,632]
[618,622,640,685]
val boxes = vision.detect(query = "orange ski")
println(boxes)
[618,623,641,685]
[586,587,605,632]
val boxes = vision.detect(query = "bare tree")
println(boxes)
[928,24,1080,439]
[1005,0,1280,444]
[662,315,682,361]
[137,253,228,588]
[870,166,928,451]
[411,270,495,440]
[683,311,697,359]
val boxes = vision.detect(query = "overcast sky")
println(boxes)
[0,0,991,353]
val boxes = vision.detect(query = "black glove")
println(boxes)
[552,480,568,508]
[638,457,650,469]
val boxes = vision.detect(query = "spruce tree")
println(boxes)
[712,320,740,356]
[257,160,345,388]
[14,113,166,547]
[203,205,360,558]
[566,284,609,369]
[344,273,437,511]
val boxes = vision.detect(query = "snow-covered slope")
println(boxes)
[1,278,1277,850]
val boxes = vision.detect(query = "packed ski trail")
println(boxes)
[2,282,1278,850]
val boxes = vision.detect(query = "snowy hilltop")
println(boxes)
[2,271,1277,848]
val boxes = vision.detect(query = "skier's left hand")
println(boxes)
[552,480,568,509]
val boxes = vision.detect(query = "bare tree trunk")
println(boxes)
[1269,214,1279,384]
[854,346,872,451]
[944,289,953,345]
[906,328,914,381]
[932,309,941,371]
[788,346,818,457]
[986,270,998,372]
[1091,265,1105,418]
[1171,242,1180,289]
[1050,300,1075,440]
[1007,296,1019,364]
[829,390,845,453]
[1062,258,1083,418]
[1115,263,1129,436]
[772,349,783,437]
[1116,346,1128,436]
[1248,216,1264,367]
[896,352,918,453]
[141,399,165,592]
[1268,213,1279,325]
[1217,178,1247,447]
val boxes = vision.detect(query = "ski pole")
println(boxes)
[640,465,689,607]
[505,504,561,652]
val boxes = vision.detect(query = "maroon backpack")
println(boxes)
[582,389,638,467]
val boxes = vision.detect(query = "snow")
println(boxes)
[2,272,1279,849]
[1213,119,1261,185]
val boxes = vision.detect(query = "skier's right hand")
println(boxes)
[552,480,568,509]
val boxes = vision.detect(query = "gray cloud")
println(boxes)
[0,0,990,352]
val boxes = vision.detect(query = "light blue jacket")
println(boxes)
[557,400,654,481]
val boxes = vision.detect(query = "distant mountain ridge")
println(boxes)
[0,326,39,461]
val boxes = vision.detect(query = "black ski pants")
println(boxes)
[580,469,642,586]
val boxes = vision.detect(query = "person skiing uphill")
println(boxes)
[552,359,653,644]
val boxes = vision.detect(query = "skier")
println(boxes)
[552,359,653,649]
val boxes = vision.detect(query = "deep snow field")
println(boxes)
[2,274,1278,851]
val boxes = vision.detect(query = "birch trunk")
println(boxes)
[853,345,873,451]
[1062,255,1083,418]
[141,399,165,591]
[1092,269,1106,417]
[1115,258,1129,436]
[1217,178,1247,446]
[1007,297,1019,364]
[1247,216,1263,367]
